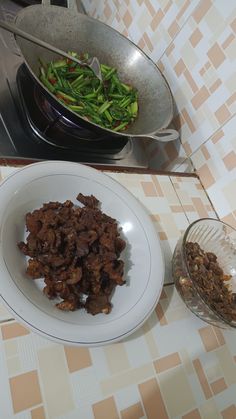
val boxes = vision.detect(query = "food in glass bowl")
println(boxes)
[172,218,236,328]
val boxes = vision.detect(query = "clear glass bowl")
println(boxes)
[172,218,236,329]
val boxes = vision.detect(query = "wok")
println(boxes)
[14,4,179,143]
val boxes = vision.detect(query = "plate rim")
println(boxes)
[0,161,164,345]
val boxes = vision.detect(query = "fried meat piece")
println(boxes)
[85,295,112,315]
[18,194,126,314]
[77,193,99,208]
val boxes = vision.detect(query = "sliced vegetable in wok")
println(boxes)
[39,52,138,132]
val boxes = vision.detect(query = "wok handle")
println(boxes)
[145,128,179,143]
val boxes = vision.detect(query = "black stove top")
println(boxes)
[0,42,148,167]
[17,64,129,154]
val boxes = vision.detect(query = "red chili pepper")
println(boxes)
[56,93,64,101]
[49,78,57,85]
[56,94,69,104]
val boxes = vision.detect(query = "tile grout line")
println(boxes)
[188,112,236,162]
[169,173,219,224]
[171,155,196,174]
[0,318,15,325]
[82,0,201,66]
[193,175,220,220]
[168,175,192,225]
[164,282,174,287]
[157,0,201,62]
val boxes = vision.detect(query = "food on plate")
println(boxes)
[180,242,236,322]
[39,52,138,132]
[18,193,126,315]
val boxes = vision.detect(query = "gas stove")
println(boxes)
[0,0,150,168]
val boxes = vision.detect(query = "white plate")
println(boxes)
[0,161,164,346]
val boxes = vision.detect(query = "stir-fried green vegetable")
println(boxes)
[39,52,138,132]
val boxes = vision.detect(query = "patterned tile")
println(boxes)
[0,165,235,418]
[159,1,236,156]
[10,370,42,413]
[108,172,190,284]
[0,303,13,323]
[0,285,235,418]
[170,175,217,222]
[81,0,236,229]
[82,0,198,61]
[143,137,191,172]
[191,114,236,227]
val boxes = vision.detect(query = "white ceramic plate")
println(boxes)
[0,161,164,346]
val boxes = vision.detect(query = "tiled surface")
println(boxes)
[82,0,198,62]
[81,0,197,172]
[81,0,236,242]
[141,138,191,173]
[191,115,236,228]
[159,1,236,155]
[1,294,236,419]
[0,166,235,419]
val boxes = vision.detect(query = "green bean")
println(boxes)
[53,59,67,68]
[113,121,129,131]
[104,67,116,80]
[71,74,83,87]
[56,91,77,103]
[104,110,113,123]
[83,92,97,99]
[130,101,138,116]
[101,63,112,73]
[68,104,84,111]
[47,63,53,79]
[40,66,46,78]
[40,75,55,93]
[75,79,91,91]
[121,83,132,92]
[97,94,105,103]
[98,101,112,114]
[119,97,132,108]
[68,51,77,58]
[52,68,63,87]
[39,58,47,69]
[109,93,124,99]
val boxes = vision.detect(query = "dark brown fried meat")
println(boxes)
[85,295,112,315]
[76,193,99,209]
[185,242,236,322]
[18,194,126,315]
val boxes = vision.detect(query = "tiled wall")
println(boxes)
[81,0,236,226]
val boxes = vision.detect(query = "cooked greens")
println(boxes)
[39,52,138,132]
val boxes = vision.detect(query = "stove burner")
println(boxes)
[12,1,67,6]
[17,64,129,155]
[33,86,113,142]
[12,0,41,5]
[0,1,148,168]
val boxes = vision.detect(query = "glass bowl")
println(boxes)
[172,218,236,329]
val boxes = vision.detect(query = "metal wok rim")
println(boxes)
[15,4,175,138]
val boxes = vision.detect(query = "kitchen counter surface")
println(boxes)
[0,165,235,419]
